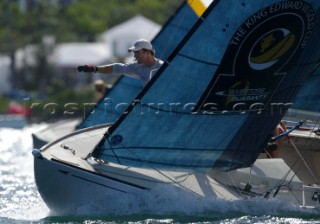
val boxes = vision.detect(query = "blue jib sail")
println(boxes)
[92,0,320,172]
[77,1,204,129]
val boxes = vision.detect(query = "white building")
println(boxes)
[1,15,161,93]
[51,42,113,68]
[99,15,161,59]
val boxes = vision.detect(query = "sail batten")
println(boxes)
[93,0,320,172]
[178,53,220,66]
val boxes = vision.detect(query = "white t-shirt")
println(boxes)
[112,59,163,86]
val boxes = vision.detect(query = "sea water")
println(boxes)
[0,125,319,224]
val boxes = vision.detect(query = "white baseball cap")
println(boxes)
[128,39,153,52]
[94,79,105,86]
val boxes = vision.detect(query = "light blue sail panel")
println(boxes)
[291,67,320,112]
[94,0,320,172]
[152,2,200,60]
[77,1,201,130]
[77,77,141,129]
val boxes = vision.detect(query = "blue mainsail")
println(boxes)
[77,0,208,129]
[92,0,320,172]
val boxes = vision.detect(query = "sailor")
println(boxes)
[93,79,107,102]
[77,39,163,86]
[266,120,286,158]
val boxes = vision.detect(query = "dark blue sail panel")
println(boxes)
[194,1,317,113]
[94,0,320,172]
[77,1,204,130]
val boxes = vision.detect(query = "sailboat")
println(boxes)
[275,64,320,185]
[32,0,320,214]
[32,0,210,149]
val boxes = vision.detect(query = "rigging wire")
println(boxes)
[227,171,255,198]
[103,137,203,197]
[281,118,320,185]
[106,137,121,164]
[288,137,319,184]
[263,163,298,199]
[262,121,307,198]
[226,120,319,199]
[263,133,319,199]
[157,0,196,60]
[244,167,253,192]
[208,174,245,199]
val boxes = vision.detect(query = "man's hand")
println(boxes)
[77,65,97,72]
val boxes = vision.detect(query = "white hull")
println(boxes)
[33,125,320,214]
[32,118,81,149]
[34,154,240,214]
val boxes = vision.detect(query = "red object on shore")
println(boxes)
[7,101,31,116]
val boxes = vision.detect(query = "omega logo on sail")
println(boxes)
[195,0,315,114]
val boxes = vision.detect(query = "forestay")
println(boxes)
[77,0,210,129]
[92,0,320,172]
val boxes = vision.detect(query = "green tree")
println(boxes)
[65,0,183,42]
[0,0,183,99]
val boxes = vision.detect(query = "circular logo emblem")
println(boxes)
[196,1,315,113]
[249,28,295,70]
[234,11,308,76]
